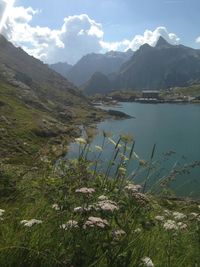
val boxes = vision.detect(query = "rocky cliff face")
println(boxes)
[113,37,200,90]
[66,49,134,86]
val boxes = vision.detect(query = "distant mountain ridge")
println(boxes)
[114,36,200,90]
[83,37,200,94]
[83,72,112,95]
[54,49,134,86]
[49,62,72,78]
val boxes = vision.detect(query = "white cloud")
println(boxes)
[102,26,180,52]
[47,14,104,64]
[1,2,180,64]
[196,36,200,44]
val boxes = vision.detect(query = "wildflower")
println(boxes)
[83,216,109,229]
[75,137,87,145]
[163,220,178,231]
[98,195,108,201]
[0,209,5,216]
[0,209,5,220]
[119,153,129,162]
[124,183,142,193]
[133,151,140,160]
[74,205,94,213]
[95,145,103,151]
[97,199,119,212]
[177,222,187,230]
[75,187,95,195]
[60,220,79,230]
[118,167,126,175]
[155,215,165,222]
[108,137,122,148]
[20,219,42,227]
[52,204,60,211]
[134,228,142,233]
[139,160,147,166]
[173,212,186,220]
[131,192,149,204]
[113,229,126,238]
[164,209,171,216]
[141,257,154,267]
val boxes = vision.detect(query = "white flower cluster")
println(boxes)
[132,192,149,204]
[74,205,95,213]
[98,195,108,201]
[75,137,87,145]
[75,187,95,195]
[155,215,165,222]
[125,183,148,204]
[60,220,79,230]
[163,219,187,231]
[173,211,187,220]
[118,167,126,175]
[52,203,62,211]
[83,216,109,229]
[113,229,126,238]
[0,209,5,221]
[124,183,142,193]
[141,257,154,267]
[95,145,103,152]
[96,199,119,212]
[190,212,200,221]
[74,195,118,213]
[108,137,122,148]
[134,228,142,234]
[20,219,42,227]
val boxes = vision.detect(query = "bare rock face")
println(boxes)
[113,37,200,90]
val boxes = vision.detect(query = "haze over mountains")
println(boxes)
[50,37,200,95]
[113,37,200,91]
[50,62,73,79]
[50,50,134,86]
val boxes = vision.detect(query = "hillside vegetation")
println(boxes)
[0,35,105,164]
[0,136,199,267]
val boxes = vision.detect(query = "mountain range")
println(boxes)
[83,37,200,94]
[50,49,134,86]
[49,62,73,78]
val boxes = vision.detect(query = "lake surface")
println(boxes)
[69,102,200,198]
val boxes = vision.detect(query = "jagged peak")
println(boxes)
[155,36,172,48]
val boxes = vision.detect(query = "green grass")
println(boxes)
[0,81,107,165]
[0,137,199,267]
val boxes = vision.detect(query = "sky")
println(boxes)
[0,0,200,64]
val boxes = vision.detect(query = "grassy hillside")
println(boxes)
[0,35,106,165]
[0,137,199,267]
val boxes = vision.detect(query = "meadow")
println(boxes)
[0,134,200,267]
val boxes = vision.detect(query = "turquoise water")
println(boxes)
[69,103,200,198]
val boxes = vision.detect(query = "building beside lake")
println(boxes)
[135,90,162,103]
[142,90,160,99]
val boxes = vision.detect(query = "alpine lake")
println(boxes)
[68,102,200,198]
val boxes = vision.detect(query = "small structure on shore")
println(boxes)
[142,90,160,99]
[135,90,162,103]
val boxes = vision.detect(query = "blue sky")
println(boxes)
[2,0,200,63]
[15,0,200,46]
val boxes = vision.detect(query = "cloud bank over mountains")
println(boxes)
[0,2,188,64]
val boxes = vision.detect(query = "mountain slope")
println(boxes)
[114,37,200,90]
[83,72,112,95]
[49,62,72,78]
[66,50,134,86]
[0,35,103,163]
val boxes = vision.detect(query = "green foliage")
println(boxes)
[0,138,200,267]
